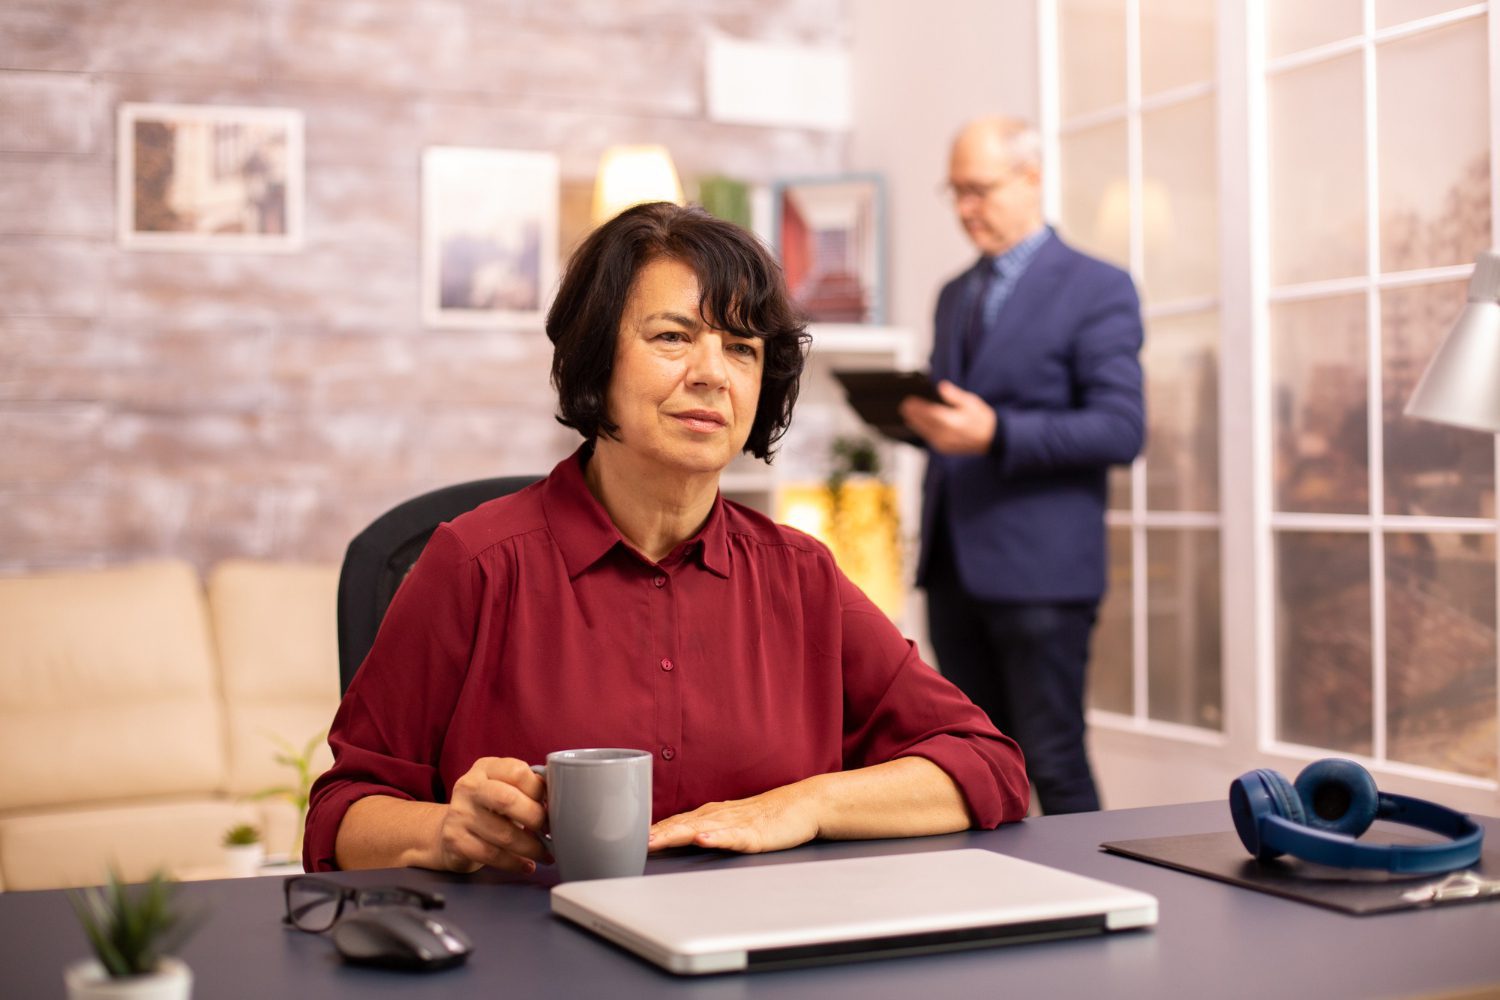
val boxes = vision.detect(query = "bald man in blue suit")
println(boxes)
[901,117,1145,814]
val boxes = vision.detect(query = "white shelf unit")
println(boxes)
[722,323,927,633]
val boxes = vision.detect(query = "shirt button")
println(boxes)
[660,658,674,672]
[653,575,667,588]
[661,746,676,761]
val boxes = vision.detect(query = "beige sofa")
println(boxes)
[0,559,340,891]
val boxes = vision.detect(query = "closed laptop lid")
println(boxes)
[551,848,1158,975]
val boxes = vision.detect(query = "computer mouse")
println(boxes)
[330,905,473,971]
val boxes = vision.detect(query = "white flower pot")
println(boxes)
[222,842,265,877]
[64,956,192,1000]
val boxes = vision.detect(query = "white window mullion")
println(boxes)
[1247,0,1277,754]
[1037,0,1062,224]
[1489,0,1500,796]
[1125,0,1144,282]
[1491,1,1500,221]
[1124,0,1149,723]
[1131,520,1149,720]
[1362,0,1388,763]
[1267,264,1477,303]
[1057,106,1130,134]
[1108,510,1222,529]
[1142,295,1220,319]
[1271,512,1499,533]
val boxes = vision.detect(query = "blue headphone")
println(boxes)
[1230,758,1484,875]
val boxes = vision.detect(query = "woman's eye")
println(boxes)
[656,331,688,343]
[729,342,759,358]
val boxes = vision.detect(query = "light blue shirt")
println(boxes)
[974,224,1053,333]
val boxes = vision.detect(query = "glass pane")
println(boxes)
[1141,96,1218,303]
[1090,527,1133,714]
[1140,0,1215,95]
[1267,54,1366,285]
[1271,294,1369,514]
[1058,120,1130,269]
[1109,464,1132,511]
[1144,310,1220,512]
[1276,531,1372,753]
[1058,0,1127,119]
[1266,0,1363,59]
[1386,532,1497,778]
[1146,528,1223,729]
[1377,20,1491,272]
[1377,0,1473,28]
[1382,280,1495,517]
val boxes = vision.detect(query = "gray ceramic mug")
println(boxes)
[530,748,652,882]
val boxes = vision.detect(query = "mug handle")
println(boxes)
[529,764,553,842]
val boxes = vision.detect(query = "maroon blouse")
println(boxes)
[304,448,1028,872]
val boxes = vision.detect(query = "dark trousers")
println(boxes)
[925,529,1101,814]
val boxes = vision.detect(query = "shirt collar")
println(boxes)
[541,444,731,580]
[978,224,1052,280]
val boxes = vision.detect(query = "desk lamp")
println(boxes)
[1404,250,1500,431]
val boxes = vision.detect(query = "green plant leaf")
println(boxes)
[67,868,202,978]
[247,785,295,801]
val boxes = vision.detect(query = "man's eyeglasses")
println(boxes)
[282,875,445,933]
[939,170,1027,204]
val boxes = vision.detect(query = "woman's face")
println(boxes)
[603,257,763,478]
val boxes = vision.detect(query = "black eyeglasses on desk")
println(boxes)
[282,875,445,933]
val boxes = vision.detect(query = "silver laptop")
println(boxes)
[550,848,1158,975]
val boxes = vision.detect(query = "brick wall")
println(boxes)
[0,0,848,573]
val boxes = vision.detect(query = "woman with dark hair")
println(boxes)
[305,202,1028,875]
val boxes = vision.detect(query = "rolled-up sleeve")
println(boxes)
[836,574,1030,828]
[303,526,480,872]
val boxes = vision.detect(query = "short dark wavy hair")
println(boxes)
[546,201,810,461]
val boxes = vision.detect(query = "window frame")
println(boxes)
[1038,0,1500,810]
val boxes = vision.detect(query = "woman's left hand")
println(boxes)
[648,783,822,854]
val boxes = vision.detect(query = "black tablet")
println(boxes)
[831,369,946,445]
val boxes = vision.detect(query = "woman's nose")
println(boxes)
[686,337,728,387]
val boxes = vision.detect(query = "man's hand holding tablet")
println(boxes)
[898,380,997,456]
[831,370,950,446]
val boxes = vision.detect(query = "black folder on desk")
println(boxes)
[831,369,943,445]
[1102,831,1500,915]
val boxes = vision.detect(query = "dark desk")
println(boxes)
[5,802,1499,999]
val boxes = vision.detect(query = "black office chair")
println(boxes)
[336,475,541,696]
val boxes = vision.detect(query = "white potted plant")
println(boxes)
[220,823,264,878]
[65,869,199,1000]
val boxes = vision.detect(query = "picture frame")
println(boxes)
[422,147,559,329]
[772,174,885,324]
[117,103,304,252]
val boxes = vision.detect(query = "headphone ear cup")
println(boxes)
[1231,768,1305,861]
[1294,758,1378,837]
[1259,768,1305,826]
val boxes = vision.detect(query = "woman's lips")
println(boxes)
[671,410,727,433]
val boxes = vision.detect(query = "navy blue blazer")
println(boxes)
[917,231,1145,603]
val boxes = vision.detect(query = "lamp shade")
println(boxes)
[591,145,684,225]
[1404,250,1500,432]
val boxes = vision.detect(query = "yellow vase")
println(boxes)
[775,479,903,620]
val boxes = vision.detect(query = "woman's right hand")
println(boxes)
[436,756,550,874]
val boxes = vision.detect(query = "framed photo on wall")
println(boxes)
[772,174,885,324]
[422,147,559,329]
[117,103,304,252]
